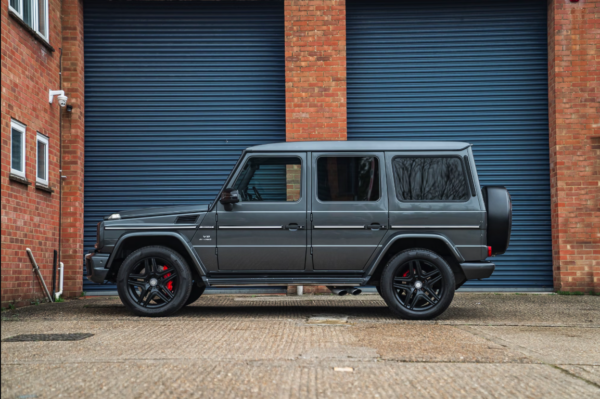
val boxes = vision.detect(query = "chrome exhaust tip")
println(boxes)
[349,288,362,296]
[328,286,348,296]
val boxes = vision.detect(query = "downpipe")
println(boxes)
[55,262,64,301]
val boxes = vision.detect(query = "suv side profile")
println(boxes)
[86,141,511,319]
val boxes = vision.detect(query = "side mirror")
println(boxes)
[220,188,239,210]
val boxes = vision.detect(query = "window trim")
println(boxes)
[391,155,471,203]
[10,120,27,178]
[315,154,383,203]
[232,155,303,204]
[36,133,49,186]
[9,0,49,41]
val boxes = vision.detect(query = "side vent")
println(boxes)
[175,215,199,224]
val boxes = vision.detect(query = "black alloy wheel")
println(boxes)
[117,246,192,317]
[380,249,455,320]
[127,257,179,308]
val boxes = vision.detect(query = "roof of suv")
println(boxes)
[247,141,471,152]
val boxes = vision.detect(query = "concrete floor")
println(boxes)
[1,293,599,398]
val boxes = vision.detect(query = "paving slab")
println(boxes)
[1,293,599,398]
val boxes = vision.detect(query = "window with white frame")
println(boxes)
[36,133,49,185]
[10,120,27,178]
[9,0,49,41]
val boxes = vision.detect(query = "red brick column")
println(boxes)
[547,0,600,293]
[285,0,347,141]
[60,0,86,297]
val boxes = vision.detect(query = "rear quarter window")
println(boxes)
[392,157,469,201]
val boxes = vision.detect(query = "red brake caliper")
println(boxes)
[163,266,173,291]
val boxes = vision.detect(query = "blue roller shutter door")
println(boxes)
[347,0,552,289]
[83,1,285,292]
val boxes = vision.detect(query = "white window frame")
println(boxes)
[10,120,27,178]
[9,0,49,41]
[36,133,49,186]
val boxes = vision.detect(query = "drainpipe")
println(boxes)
[55,262,64,301]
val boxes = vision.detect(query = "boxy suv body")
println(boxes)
[86,141,511,319]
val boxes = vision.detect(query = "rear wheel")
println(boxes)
[380,249,455,320]
[117,246,192,317]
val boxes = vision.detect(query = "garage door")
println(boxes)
[347,0,552,289]
[83,0,285,292]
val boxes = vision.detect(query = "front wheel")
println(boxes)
[380,249,455,320]
[117,246,192,317]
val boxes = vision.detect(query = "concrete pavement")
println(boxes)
[1,293,599,398]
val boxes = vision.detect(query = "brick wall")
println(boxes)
[547,0,600,293]
[1,0,63,307]
[285,0,347,141]
[60,0,86,299]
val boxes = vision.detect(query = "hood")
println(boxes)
[105,204,209,220]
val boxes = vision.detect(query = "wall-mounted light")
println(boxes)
[49,90,68,107]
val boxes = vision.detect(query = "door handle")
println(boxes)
[285,223,304,231]
[366,223,385,231]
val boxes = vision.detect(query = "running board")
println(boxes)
[206,277,366,287]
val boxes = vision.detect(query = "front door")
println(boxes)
[311,152,388,270]
[216,153,308,270]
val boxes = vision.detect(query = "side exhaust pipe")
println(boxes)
[327,286,348,296]
[349,287,362,296]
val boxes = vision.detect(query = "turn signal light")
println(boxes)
[488,246,493,257]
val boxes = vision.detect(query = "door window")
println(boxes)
[392,157,469,201]
[317,156,380,201]
[233,157,301,202]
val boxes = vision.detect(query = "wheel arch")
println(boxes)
[105,232,206,282]
[365,234,465,286]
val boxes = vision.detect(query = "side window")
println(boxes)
[317,156,380,201]
[233,157,301,202]
[392,157,469,201]
[11,120,26,178]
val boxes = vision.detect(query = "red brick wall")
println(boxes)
[60,0,86,299]
[1,0,63,307]
[285,0,347,141]
[548,0,600,293]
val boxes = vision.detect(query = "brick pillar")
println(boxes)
[547,0,600,293]
[60,0,85,297]
[285,0,347,141]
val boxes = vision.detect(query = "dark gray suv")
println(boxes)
[86,141,511,319]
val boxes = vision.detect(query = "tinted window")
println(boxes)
[393,157,469,201]
[233,157,301,202]
[317,157,380,201]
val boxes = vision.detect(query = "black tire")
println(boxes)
[117,246,192,317]
[375,285,383,297]
[185,283,206,306]
[380,249,455,320]
[482,186,512,255]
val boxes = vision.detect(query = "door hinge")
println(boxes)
[215,247,218,255]
[310,213,313,221]
[310,247,313,255]
[215,213,218,222]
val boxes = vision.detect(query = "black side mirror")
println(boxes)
[220,188,239,210]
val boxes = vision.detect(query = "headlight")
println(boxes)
[107,213,121,220]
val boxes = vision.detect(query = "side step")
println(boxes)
[206,277,365,287]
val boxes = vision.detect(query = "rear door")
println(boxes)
[311,152,388,270]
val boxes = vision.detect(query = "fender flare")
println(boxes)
[105,232,207,280]
[364,233,465,277]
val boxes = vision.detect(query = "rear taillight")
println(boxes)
[488,246,492,257]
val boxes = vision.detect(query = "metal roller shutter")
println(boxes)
[347,0,552,290]
[83,0,285,292]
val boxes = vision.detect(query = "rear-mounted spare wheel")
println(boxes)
[482,186,512,256]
